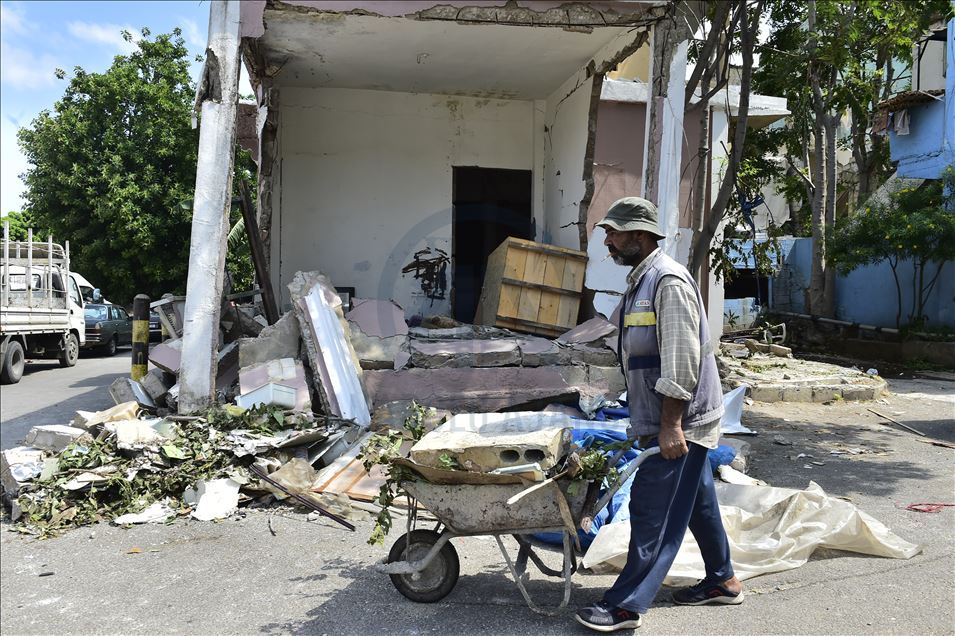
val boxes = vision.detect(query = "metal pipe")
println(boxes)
[2,221,8,307]
[26,228,32,308]
[47,235,53,309]
[769,309,900,335]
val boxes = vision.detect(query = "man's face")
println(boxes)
[603,228,647,266]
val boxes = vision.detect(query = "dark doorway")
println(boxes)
[452,167,533,322]
[724,269,770,303]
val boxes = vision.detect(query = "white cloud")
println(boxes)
[0,2,32,36]
[180,17,205,50]
[66,20,139,55]
[0,41,60,89]
[0,116,30,214]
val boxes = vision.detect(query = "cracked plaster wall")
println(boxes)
[275,87,534,319]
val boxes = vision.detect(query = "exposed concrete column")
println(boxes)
[179,0,242,414]
[643,12,691,261]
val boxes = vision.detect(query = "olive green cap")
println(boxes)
[595,197,664,239]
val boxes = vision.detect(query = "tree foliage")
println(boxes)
[1,210,46,242]
[828,173,955,328]
[18,29,200,304]
[749,0,952,317]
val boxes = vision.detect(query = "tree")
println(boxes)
[1,210,46,242]
[752,0,952,317]
[828,176,955,328]
[684,0,766,281]
[18,29,199,303]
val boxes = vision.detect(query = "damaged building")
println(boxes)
[178,0,787,413]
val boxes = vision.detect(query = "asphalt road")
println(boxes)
[0,361,953,635]
[0,349,131,450]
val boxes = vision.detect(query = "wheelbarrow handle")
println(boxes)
[588,446,660,523]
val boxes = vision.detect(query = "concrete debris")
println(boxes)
[186,478,241,521]
[348,329,408,370]
[410,338,522,368]
[23,425,88,454]
[238,358,311,411]
[742,339,791,358]
[410,412,572,472]
[149,338,183,374]
[345,298,409,339]
[289,270,371,427]
[557,317,617,345]
[72,402,139,430]
[112,500,175,525]
[516,336,569,366]
[1,447,45,496]
[141,368,175,402]
[371,401,450,433]
[109,378,156,410]
[237,311,301,369]
[565,343,619,367]
[106,418,177,451]
[216,341,241,393]
[261,457,316,500]
[236,383,298,410]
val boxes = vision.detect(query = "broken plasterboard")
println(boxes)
[290,272,371,428]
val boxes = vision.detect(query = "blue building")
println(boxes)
[885,18,955,179]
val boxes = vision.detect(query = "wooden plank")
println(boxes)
[474,240,507,325]
[500,277,580,297]
[557,259,585,327]
[538,290,561,326]
[496,315,563,336]
[503,241,528,278]
[517,248,547,322]
[561,258,585,291]
[503,236,588,260]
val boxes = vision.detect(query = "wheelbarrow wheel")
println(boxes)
[388,529,459,603]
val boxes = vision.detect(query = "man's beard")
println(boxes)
[610,243,646,266]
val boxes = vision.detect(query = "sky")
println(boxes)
[0,0,213,215]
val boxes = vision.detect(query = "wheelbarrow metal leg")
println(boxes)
[494,533,575,616]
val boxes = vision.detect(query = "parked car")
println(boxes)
[83,303,132,356]
[149,310,163,341]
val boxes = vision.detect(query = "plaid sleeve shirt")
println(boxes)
[627,251,719,448]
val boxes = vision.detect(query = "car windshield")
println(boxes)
[85,305,108,321]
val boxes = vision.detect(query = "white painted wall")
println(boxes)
[542,74,595,249]
[276,87,534,318]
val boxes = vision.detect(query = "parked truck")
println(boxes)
[0,221,85,384]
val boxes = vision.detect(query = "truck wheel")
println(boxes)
[1,341,25,384]
[59,333,79,368]
[102,336,117,357]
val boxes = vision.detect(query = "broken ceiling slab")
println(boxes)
[516,336,570,367]
[109,378,156,410]
[289,271,371,428]
[410,412,572,473]
[409,338,521,368]
[566,343,619,367]
[1,447,45,496]
[238,357,311,412]
[371,401,451,433]
[346,298,408,339]
[557,316,617,345]
[149,338,183,375]
[237,311,301,369]
[363,366,578,413]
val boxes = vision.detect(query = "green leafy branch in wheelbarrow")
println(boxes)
[358,401,438,546]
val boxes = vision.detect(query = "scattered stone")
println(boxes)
[743,339,771,354]
[517,337,570,367]
[349,330,408,370]
[23,425,87,454]
[565,344,618,367]
[769,344,792,357]
[773,435,793,446]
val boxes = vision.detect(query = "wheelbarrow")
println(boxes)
[375,446,660,615]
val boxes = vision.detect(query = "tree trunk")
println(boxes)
[821,111,838,317]
[686,77,711,277]
[687,0,764,280]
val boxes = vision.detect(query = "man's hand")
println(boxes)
[659,397,689,460]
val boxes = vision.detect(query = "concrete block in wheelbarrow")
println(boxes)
[409,411,572,473]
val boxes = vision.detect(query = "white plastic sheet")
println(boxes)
[720,385,755,435]
[582,481,920,583]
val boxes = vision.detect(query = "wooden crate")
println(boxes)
[474,237,587,337]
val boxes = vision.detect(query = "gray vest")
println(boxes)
[616,251,723,437]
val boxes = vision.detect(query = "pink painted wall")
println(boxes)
[588,100,705,239]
